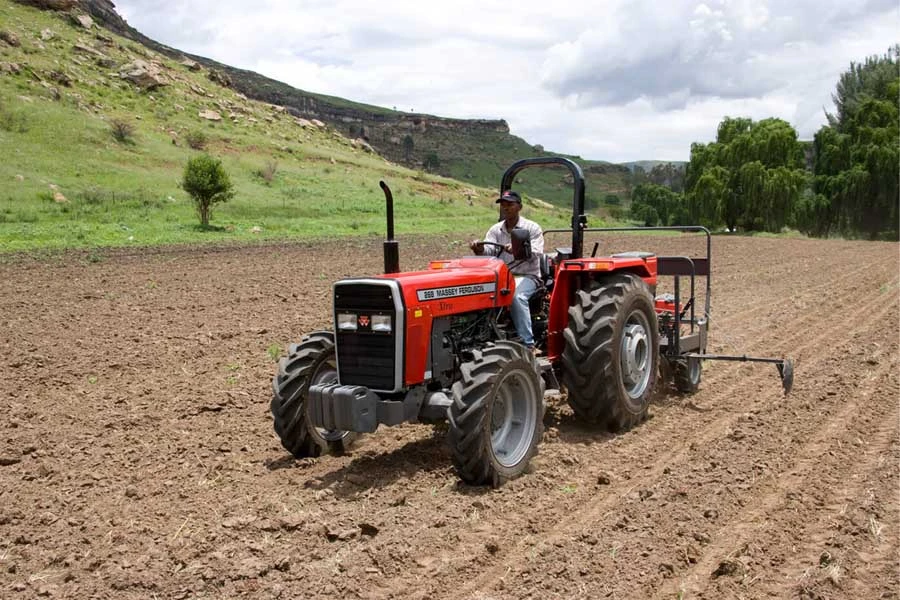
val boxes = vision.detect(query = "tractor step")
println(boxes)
[537,357,560,391]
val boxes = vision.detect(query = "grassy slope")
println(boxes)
[0,2,581,252]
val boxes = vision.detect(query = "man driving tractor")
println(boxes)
[469,190,544,353]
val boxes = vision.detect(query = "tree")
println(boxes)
[812,46,899,240]
[402,134,414,163]
[630,183,687,226]
[684,117,806,232]
[648,162,685,192]
[181,154,234,227]
[423,151,440,171]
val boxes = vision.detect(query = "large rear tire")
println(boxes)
[270,331,357,458]
[562,274,659,431]
[448,342,544,487]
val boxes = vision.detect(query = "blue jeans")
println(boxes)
[511,276,538,347]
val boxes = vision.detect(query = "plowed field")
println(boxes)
[1,234,897,599]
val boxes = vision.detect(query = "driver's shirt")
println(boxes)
[483,216,544,278]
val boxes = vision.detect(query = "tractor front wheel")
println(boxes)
[448,342,544,487]
[562,274,659,431]
[271,331,357,457]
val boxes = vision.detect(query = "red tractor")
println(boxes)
[271,157,792,486]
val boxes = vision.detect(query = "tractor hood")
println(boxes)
[376,256,514,316]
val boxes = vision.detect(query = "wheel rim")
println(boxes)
[309,358,349,442]
[489,367,538,468]
[688,358,701,384]
[620,310,652,399]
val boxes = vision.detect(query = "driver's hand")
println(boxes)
[503,243,513,254]
[469,240,484,254]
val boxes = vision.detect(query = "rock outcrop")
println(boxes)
[119,59,168,90]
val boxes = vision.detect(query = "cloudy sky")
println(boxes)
[113,0,897,163]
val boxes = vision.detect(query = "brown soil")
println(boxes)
[1,234,897,599]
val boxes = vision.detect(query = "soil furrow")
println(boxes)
[445,269,899,599]
[1,237,897,600]
[660,350,898,598]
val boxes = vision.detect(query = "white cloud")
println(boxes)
[114,0,898,162]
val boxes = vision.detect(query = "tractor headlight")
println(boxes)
[337,313,358,331]
[371,314,392,332]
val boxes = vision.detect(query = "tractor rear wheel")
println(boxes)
[562,274,659,431]
[270,331,357,457]
[672,356,702,394]
[448,342,544,487]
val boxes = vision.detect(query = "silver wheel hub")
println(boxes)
[620,317,651,398]
[490,368,537,468]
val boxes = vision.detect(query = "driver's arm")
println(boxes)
[482,228,502,256]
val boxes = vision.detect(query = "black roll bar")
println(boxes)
[500,157,587,259]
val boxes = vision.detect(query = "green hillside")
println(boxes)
[0,1,592,252]
[73,0,636,212]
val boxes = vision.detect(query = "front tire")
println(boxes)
[270,331,356,458]
[448,342,544,487]
[562,274,659,431]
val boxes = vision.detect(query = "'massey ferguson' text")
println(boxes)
[416,282,496,301]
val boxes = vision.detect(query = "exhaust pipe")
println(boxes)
[380,181,400,274]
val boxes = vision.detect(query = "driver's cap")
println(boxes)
[496,190,522,204]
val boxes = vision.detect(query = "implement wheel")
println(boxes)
[448,342,544,487]
[672,356,702,394]
[562,274,659,431]
[270,331,356,457]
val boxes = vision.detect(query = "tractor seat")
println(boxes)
[539,253,554,292]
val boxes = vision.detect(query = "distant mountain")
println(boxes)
[619,160,687,173]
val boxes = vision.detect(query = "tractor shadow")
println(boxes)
[268,430,485,499]
[542,384,708,445]
[542,395,618,446]
[265,388,704,496]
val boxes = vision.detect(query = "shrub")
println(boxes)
[185,130,207,150]
[608,206,626,221]
[256,160,278,185]
[109,119,135,144]
[181,154,234,227]
[0,97,28,133]
[423,151,440,170]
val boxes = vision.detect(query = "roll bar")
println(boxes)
[500,157,587,259]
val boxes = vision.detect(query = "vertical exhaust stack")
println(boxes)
[380,181,400,274]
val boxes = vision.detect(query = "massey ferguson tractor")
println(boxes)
[270,157,793,486]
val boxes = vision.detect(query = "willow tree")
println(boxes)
[685,117,806,232]
[811,46,899,239]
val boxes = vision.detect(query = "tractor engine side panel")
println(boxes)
[389,258,514,386]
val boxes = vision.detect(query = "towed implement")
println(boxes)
[271,157,793,486]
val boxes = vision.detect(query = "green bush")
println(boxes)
[181,154,234,227]
[0,97,28,133]
[256,160,278,185]
[185,130,207,150]
[109,119,136,144]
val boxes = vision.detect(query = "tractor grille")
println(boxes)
[334,282,399,391]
